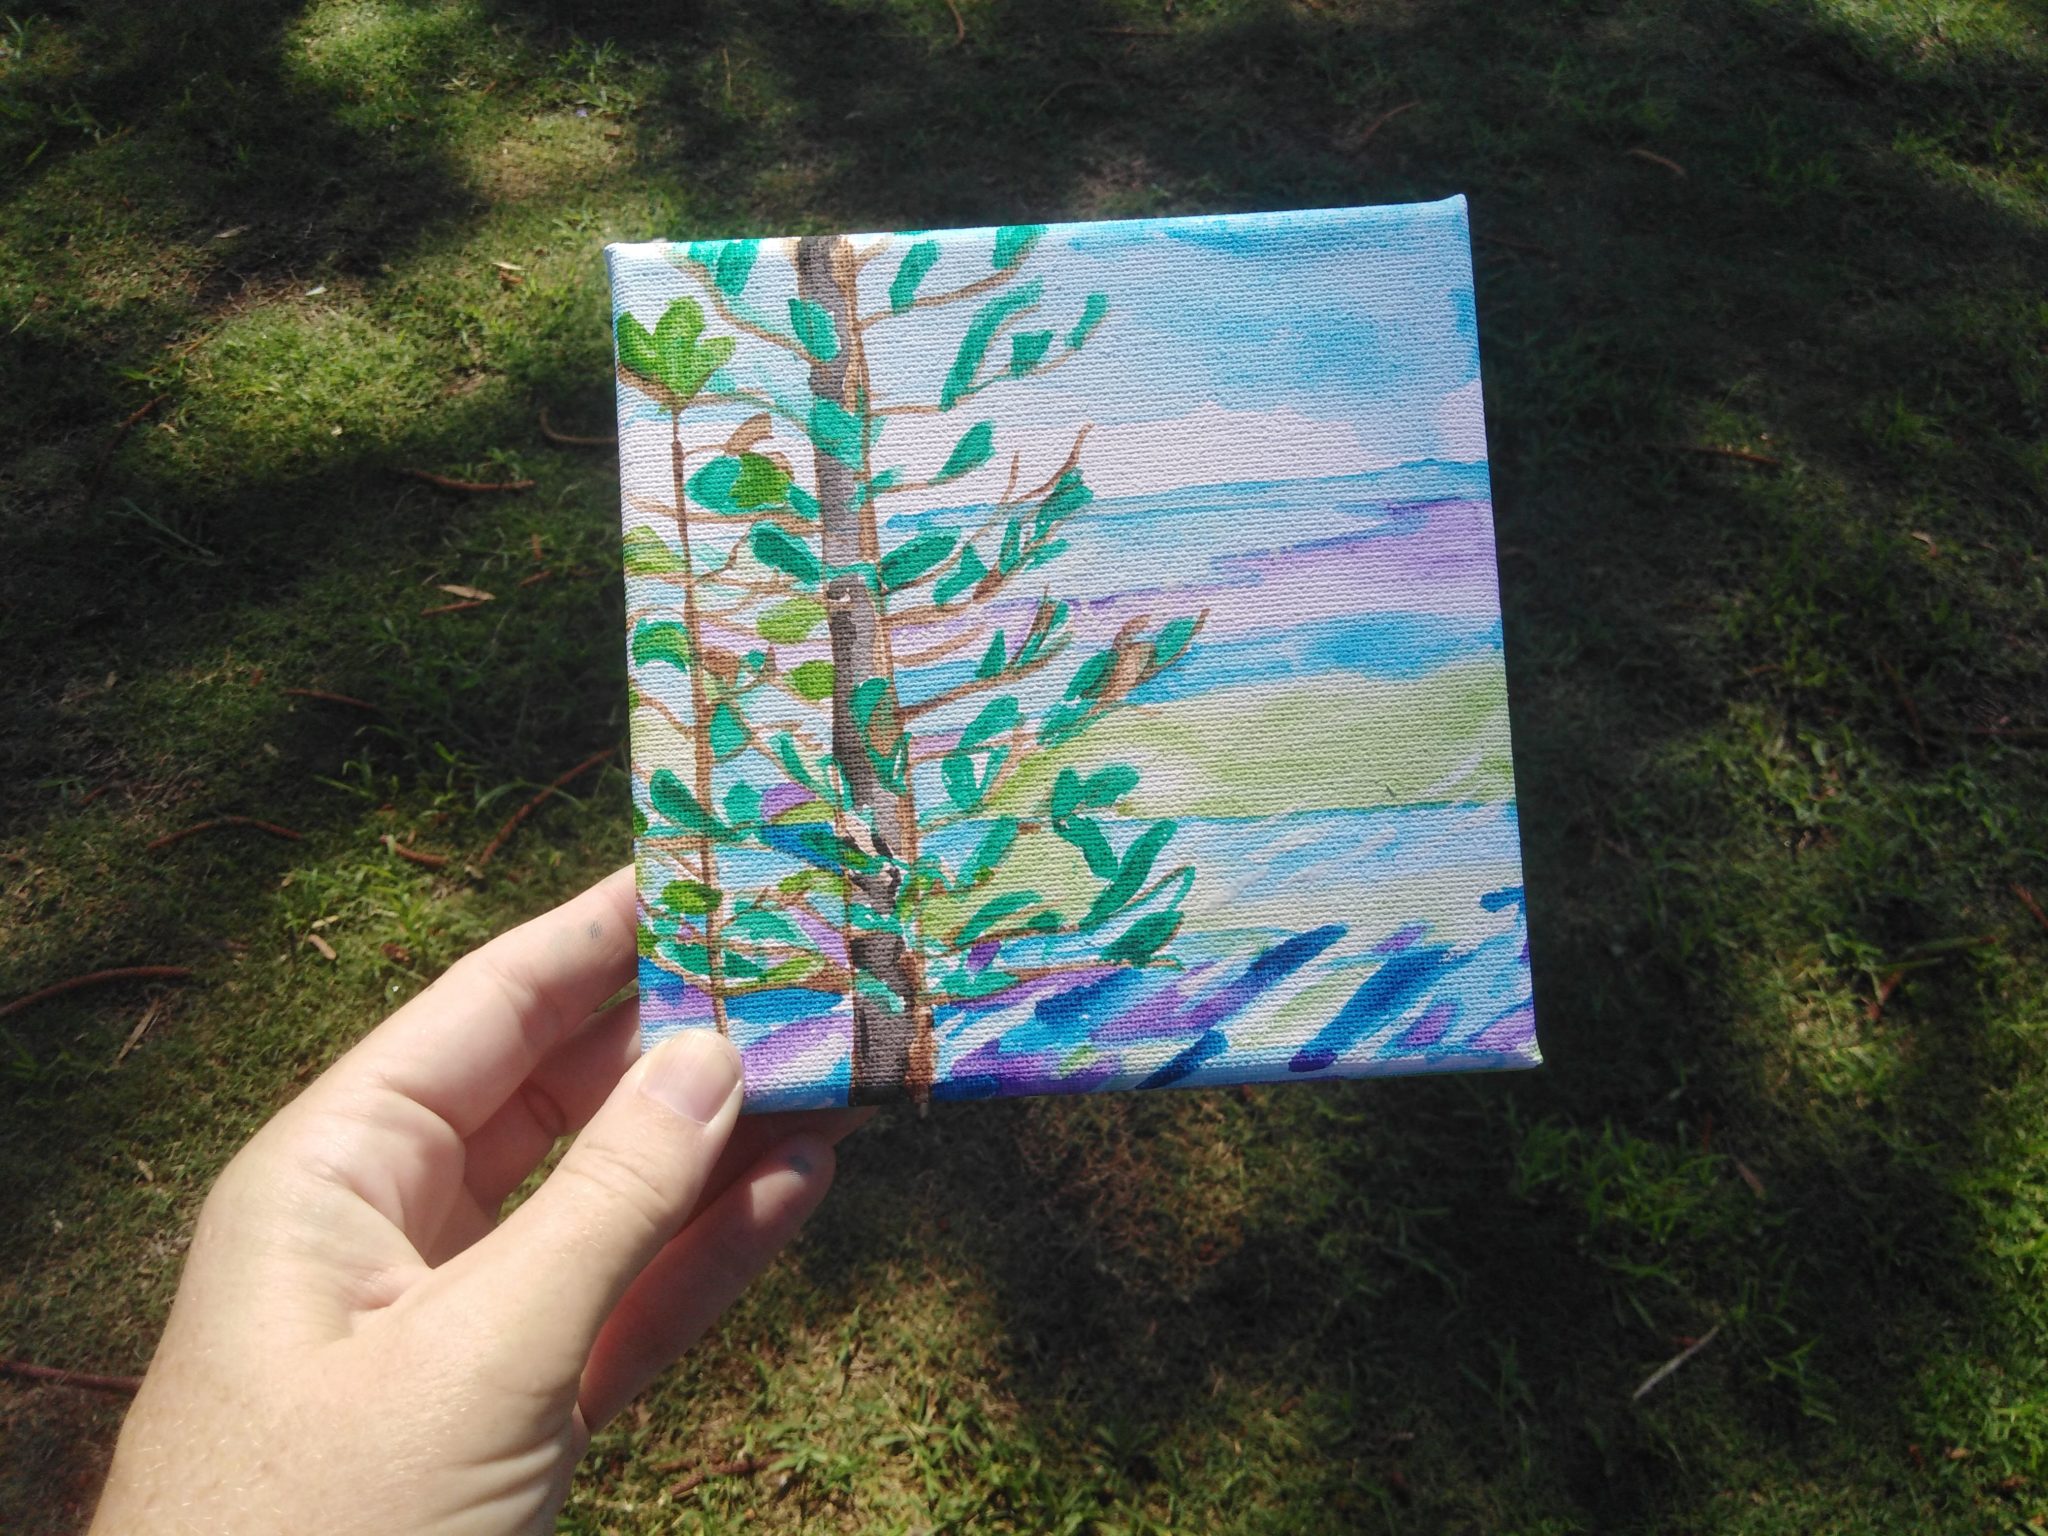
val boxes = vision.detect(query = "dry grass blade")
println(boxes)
[112,997,168,1066]
[1632,1322,1723,1402]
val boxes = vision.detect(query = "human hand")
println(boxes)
[90,866,865,1536]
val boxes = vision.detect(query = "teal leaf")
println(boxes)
[935,545,987,605]
[1036,468,1092,527]
[774,734,823,795]
[880,530,958,590]
[976,630,1007,680]
[721,949,767,981]
[787,484,820,521]
[1008,331,1053,376]
[991,224,1046,270]
[788,297,840,362]
[1067,292,1109,348]
[1024,910,1063,934]
[752,523,820,584]
[958,816,1018,885]
[786,659,836,700]
[889,238,941,314]
[1037,701,1093,748]
[808,396,865,466]
[727,906,805,945]
[1080,763,1139,808]
[941,751,979,811]
[851,677,891,733]
[725,780,762,826]
[708,702,748,760]
[997,517,1023,572]
[940,964,1020,1001]
[757,596,826,643]
[659,940,712,976]
[957,890,1043,944]
[713,239,758,295]
[649,769,726,837]
[1068,650,1114,700]
[1051,768,1083,821]
[661,879,723,917]
[1102,909,1181,965]
[1058,815,1120,880]
[631,620,690,671]
[1083,820,1177,929]
[1155,614,1200,666]
[934,421,995,484]
[960,694,1019,747]
[941,280,1044,411]
[689,452,792,514]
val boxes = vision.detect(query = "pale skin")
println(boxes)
[90,866,867,1536]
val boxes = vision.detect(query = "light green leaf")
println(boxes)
[934,421,995,484]
[889,239,941,314]
[787,660,836,700]
[631,620,690,671]
[622,525,685,575]
[788,297,840,362]
[757,596,827,643]
[661,879,723,917]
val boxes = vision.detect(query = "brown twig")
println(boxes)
[1865,969,1905,1023]
[146,816,303,854]
[476,748,615,868]
[397,468,536,494]
[667,1455,770,1497]
[940,0,965,44]
[537,408,617,448]
[0,966,194,1022]
[1355,99,1420,151]
[282,687,378,712]
[2014,884,2048,939]
[1627,147,1689,178]
[420,599,489,617]
[83,395,166,507]
[1653,442,1782,468]
[0,1358,142,1396]
[76,783,119,808]
[384,835,451,870]
[517,569,554,588]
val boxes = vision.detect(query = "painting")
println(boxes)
[606,197,1536,1110]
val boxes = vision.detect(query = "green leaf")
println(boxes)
[1058,815,1120,880]
[659,940,712,975]
[712,239,758,295]
[1008,331,1053,376]
[1079,763,1139,808]
[1051,768,1083,821]
[631,620,691,671]
[850,676,891,730]
[880,530,958,590]
[1068,650,1114,700]
[787,484,820,521]
[726,906,805,945]
[991,224,1046,270]
[808,397,864,465]
[1083,820,1177,929]
[960,694,1019,747]
[1024,910,1063,934]
[1067,292,1109,348]
[934,421,995,484]
[1102,909,1181,965]
[997,517,1023,572]
[661,879,723,917]
[614,311,660,381]
[786,659,836,700]
[708,702,748,760]
[757,596,826,643]
[941,751,979,811]
[1036,468,1091,528]
[788,297,840,362]
[689,452,792,514]
[622,525,684,575]
[721,949,767,981]
[774,734,823,795]
[958,816,1018,885]
[725,780,762,825]
[1154,615,1200,666]
[752,524,820,584]
[940,964,1020,1001]
[941,280,1043,411]
[976,630,1007,680]
[889,238,941,314]
[1037,701,1093,748]
[649,769,726,836]
[641,297,734,400]
[935,545,987,605]
[957,890,1043,944]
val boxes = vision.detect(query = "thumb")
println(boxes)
[441,1028,745,1386]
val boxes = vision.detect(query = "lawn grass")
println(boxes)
[3,0,2046,1530]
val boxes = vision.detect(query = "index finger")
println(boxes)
[312,866,641,1139]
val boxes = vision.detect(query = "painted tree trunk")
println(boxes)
[794,236,935,1105]
[670,417,728,1034]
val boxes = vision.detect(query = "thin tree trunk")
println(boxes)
[795,236,934,1104]
[671,417,728,1035]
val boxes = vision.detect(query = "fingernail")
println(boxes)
[639,1031,741,1123]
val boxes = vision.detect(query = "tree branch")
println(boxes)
[674,259,813,360]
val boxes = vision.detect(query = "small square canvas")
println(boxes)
[606,198,1536,1110]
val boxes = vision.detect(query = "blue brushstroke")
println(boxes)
[1289,946,1455,1073]
[1139,1028,1229,1089]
